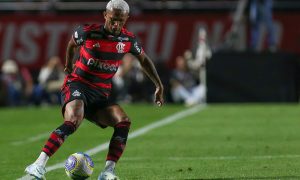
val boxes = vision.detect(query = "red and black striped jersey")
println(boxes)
[67,24,144,97]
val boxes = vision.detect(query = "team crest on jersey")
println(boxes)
[72,90,81,97]
[116,42,125,53]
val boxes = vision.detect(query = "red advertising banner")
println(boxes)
[0,13,299,70]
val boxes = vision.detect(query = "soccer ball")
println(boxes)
[65,152,94,179]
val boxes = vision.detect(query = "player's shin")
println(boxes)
[42,121,76,159]
[25,121,77,178]
[106,121,131,170]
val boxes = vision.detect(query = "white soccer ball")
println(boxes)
[65,152,94,179]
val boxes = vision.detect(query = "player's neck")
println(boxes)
[103,25,121,36]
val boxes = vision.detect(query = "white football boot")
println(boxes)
[98,171,120,180]
[25,163,46,180]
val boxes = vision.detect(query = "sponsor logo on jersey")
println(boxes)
[116,42,125,53]
[87,58,118,72]
[72,90,81,97]
[117,37,129,41]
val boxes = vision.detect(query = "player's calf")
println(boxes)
[42,121,76,156]
[25,121,77,178]
[98,121,130,180]
[107,121,131,162]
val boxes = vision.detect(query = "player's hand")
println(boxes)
[154,86,164,107]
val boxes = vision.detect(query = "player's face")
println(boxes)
[104,9,129,36]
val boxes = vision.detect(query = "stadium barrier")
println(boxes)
[207,51,300,103]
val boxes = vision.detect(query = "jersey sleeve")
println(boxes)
[72,25,87,46]
[130,37,144,56]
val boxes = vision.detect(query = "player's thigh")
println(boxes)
[91,104,130,127]
[64,99,85,127]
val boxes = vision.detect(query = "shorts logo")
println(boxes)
[116,42,125,53]
[72,90,81,97]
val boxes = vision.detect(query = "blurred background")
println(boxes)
[0,0,299,107]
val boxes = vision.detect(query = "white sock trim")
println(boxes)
[104,160,116,172]
[35,152,49,167]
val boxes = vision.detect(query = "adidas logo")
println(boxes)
[93,43,100,48]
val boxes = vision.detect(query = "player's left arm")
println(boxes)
[135,53,164,106]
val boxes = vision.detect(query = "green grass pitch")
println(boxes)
[1,104,300,179]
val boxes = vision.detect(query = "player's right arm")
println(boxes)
[64,25,87,74]
[64,38,78,74]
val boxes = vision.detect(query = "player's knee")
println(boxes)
[66,110,84,122]
[115,118,131,129]
[64,100,84,126]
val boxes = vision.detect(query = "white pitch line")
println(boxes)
[168,154,300,160]
[119,154,300,161]
[11,121,89,146]
[18,104,206,180]
[11,132,51,146]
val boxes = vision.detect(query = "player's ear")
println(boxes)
[125,13,129,19]
[124,13,129,23]
[103,11,107,19]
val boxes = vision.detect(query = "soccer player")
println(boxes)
[24,0,164,179]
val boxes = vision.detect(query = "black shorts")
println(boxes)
[61,81,117,123]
